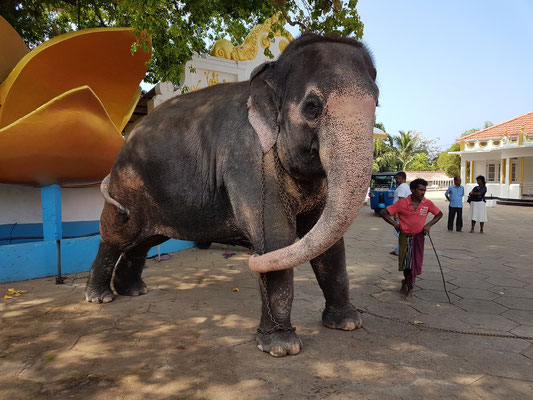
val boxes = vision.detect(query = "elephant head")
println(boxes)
[247,34,378,273]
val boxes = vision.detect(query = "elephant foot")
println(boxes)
[256,329,302,357]
[113,279,148,296]
[85,285,115,304]
[322,303,362,331]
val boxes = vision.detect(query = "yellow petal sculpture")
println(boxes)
[0,17,151,186]
[0,86,125,185]
[0,16,29,84]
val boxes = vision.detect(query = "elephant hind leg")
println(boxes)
[85,240,122,303]
[112,235,168,296]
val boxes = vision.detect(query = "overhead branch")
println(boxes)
[272,0,310,33]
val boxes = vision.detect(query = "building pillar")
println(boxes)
[41,184,63,283]
[41,185,62,241]
[520,157,524,196]
[502,157,511,198]
[460,158,466,184]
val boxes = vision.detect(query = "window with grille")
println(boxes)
[511,159,518,182]
[486,162,499,182]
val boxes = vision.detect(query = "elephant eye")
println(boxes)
[302,97,322,120]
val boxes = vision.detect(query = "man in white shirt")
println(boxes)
[390,171,411,255]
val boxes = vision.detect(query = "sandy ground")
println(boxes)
[1,192,532,399]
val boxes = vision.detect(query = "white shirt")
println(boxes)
[394,182,411,203]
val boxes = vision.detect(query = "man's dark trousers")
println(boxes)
[448,206,463,231]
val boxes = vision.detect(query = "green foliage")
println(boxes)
[373,138,401,173]
[394,130,420,168]
[436,143,461,177]
[1,0,364,84]
[371,126,444,172]
[405,153,432,171]
[372,122,401,173]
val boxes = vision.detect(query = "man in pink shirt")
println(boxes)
[380,178,442,298]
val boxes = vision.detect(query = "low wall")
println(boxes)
[0,236,194,283]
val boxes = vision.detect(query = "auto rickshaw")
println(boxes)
[369,172,397,213]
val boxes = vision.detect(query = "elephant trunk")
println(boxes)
[249,93,375,273]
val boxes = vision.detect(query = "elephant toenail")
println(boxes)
[269,346,287,357]
[344,322,356,330]
[287,343,301,355]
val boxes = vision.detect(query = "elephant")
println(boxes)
[85,33,379,357]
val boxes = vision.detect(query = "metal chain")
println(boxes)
[357,308,533,341]
[258,154,266,256]
[256,153,530,341]
[257,151,295,335]
[273,144,296,228]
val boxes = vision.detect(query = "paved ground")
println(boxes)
[1,192,532,399]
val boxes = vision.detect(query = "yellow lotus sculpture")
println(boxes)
[0,16,151,186]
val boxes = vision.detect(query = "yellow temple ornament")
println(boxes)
[210,14,293,61]
[0,16,151,186]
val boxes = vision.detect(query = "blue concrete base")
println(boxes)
[0,236,194,283]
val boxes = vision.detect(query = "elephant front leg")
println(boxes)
[256,269,302,357]
[85,240,121,303]
[311,238,362,330]
[227,150,301,356]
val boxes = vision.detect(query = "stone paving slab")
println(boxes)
[1,193,532,399]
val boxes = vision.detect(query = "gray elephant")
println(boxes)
[85,34,379,357]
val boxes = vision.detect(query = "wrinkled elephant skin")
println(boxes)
[85,34,379,357]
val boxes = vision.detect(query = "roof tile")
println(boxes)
[457,111,533,141]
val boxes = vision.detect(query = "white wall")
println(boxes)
[0,184,43,224]
[61,187,104,222]
[0,184,103,224]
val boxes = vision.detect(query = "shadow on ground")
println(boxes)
[1,197,532,399]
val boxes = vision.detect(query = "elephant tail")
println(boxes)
[100,174,130,223]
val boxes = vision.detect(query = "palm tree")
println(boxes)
[394,130,420,169]
[373,134,400,172]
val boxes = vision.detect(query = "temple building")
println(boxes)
[455,111,533,203]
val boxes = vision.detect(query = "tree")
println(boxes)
[372,125,440,172]
[372,123,401,173]
[394,130,421,169]
[1,0,365,84]
[405,153,432,171]
[436,143,461,177]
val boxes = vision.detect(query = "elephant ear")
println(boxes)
[248,62,280,154]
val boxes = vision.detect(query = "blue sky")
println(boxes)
[354,0,533,150]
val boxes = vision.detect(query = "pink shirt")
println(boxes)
[386,195,440,235]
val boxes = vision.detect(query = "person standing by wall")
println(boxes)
[380,178,443,298]
[445,176,464,232]
[468,175,488,233]
[390,171,411,255]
